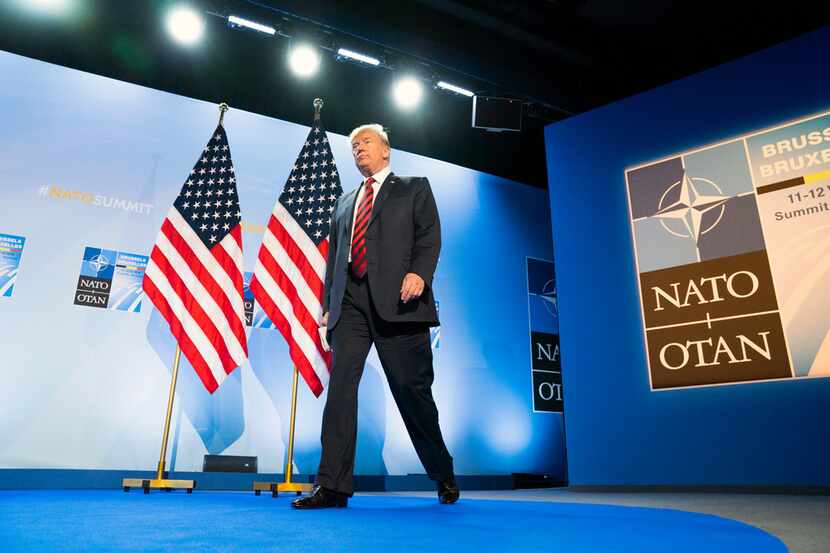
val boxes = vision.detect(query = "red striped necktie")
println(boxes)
[350,177,375,278]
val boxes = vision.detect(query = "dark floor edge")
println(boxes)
[0,469,557,492]
[567,485,830,495]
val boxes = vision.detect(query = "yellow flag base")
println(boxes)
[253,480,313,497]
[122,477,195,494]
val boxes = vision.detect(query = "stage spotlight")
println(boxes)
[228,15,276,36]
[437,81,474,97]
[392,76,424,110]
[336,48,381,67]
[288,44,321,79]
[165,5,205,47]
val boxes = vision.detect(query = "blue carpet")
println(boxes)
[0,491,786,552]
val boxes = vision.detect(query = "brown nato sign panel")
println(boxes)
[625,110,830,390]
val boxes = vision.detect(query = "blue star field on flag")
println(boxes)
[173,126,242,248]
[279,122,344,246]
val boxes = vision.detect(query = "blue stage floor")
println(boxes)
[0,490,786,552]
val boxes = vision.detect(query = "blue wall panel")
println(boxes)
[545,27,830,486]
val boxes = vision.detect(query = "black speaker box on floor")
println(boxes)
[202,454,258,473]
[512,473,556,489]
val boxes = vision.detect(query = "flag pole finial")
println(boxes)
[218,102,229,126]
[313,98,323,122]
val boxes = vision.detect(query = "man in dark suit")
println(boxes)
[292,124,458,509]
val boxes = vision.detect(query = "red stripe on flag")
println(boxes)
[161,220,248,356]
[256,244,329,362]
[212,225,246,301]
[267,215,325,296]
[150,246,238,376]
[143,273,219,393]
[229,224,243,250]
[249,278,326,397]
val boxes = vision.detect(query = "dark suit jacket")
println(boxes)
[323,172,441,329]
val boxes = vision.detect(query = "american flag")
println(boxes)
[250,119,343,396]
[143,125,248,393]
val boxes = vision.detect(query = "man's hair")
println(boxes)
[349,124,390,148]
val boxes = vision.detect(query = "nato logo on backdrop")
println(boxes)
[625,108,830,390]
[74,246,148,312]
[526,257,562,413]
[242,272,275,329]
[0,233,26,298]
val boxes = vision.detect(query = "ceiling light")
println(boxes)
[336,48,381,66]
[228,15,276,36]
[288,44,321,78]
[392,76,425,110]
[437,81,474,97]
[165,5,205,47]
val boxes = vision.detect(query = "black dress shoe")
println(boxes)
[291,486,348,509]
[437,478,460,504]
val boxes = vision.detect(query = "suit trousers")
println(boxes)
[315,272,454,496]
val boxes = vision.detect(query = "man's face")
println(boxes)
[351,130,390,177]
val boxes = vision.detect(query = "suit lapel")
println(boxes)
[341,187,360,240]
[369,172,397,226]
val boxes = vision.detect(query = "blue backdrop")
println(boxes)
[0,50,562,480]
[545,27,830,486]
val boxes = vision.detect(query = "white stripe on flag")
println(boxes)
[258,229,324,321]
[145,261,228,387]
[155,229,247,364]
[167,209,246,318]
[273,204,326,281]
[253,262,330,388]
[220,230,244,264]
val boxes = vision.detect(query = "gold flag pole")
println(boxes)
[278,366,313,494]
[254,98,325,498]
[123,103,230,494]
[122,346,195,493]
[254,366,314,497]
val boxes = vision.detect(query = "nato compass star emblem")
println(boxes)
[540,279,558,317]
[88,254,111,274]
[654,172,729,242]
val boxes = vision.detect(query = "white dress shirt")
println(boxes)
[348,165,391,261]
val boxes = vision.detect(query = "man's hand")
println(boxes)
[321,312,329,327]
[400,273,425,303]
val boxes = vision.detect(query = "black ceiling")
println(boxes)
[1,1,828,189]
